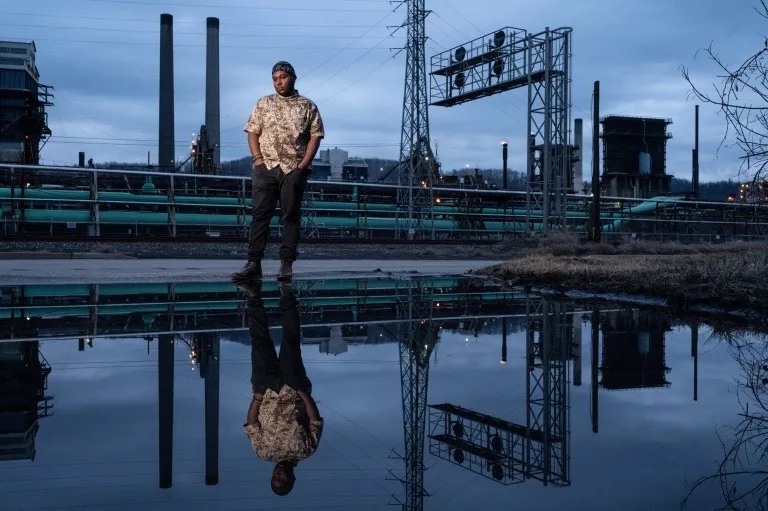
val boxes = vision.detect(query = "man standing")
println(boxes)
[233,61,324,282]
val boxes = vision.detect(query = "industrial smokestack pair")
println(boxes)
[159,14,220,173]
[158,14,221,490]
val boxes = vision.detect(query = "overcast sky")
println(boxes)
[3,0,764,182]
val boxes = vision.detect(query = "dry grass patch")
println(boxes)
[482,243,768,314]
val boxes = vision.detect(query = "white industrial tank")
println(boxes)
[639,152,651,174]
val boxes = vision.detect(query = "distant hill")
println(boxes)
[220,156,401,182]
[87,158,742,201]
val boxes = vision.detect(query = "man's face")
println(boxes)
[272,71,295,96]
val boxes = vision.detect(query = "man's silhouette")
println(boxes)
[242,281,322,496]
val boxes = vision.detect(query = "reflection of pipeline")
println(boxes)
[0,187,684,233]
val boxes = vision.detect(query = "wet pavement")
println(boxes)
[0,274,764,511]
[0,259,501,285]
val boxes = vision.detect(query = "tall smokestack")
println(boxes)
[501,141,508,190]
[206,17,220,171]
[159,13,175,173]
[693,105,699,196]
[574,118,583,193]
[590,81,601,243]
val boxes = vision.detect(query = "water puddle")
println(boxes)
[0,276,763,511]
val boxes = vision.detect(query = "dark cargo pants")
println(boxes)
[247,164,309,263]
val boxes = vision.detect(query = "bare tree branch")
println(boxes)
[680,4,768,182]
[681,331,768,511]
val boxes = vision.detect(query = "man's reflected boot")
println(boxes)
[235,279,261,298]
[277,260,293,282]
[232,260,262,281]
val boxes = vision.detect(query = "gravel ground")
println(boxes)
[0,240,524,260]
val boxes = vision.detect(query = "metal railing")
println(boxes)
[2,163,768,242]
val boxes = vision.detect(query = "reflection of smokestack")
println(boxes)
[159,334,174,488]
[159,14,175,173]
[691,324,698,402]
[573,322,582,386]
[205,337,220,485]
[590,310,599,434]
[574,119,583,193]
[205,17,220,171]
[501,318,507,364]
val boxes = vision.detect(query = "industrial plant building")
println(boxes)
[600,115,672,198]
[311,147,369,181]
[0,41,52,165]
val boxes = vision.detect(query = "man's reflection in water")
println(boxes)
[241,281,323,496]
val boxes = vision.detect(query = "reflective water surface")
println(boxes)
[0,276,764,511]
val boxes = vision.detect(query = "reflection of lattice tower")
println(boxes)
[396,0,435,240]
[524,297,571,485]
[526,28,572,233]
[387,277,439,511]
[425,296,571,488]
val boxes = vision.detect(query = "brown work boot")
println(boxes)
[231,260,262,281]
[277,260,293,282]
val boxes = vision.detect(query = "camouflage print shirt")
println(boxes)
[243,385,324,463]
[243,90,325,174]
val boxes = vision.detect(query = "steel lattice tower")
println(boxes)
[396,0,435,240]
[428,26,573,234]
[525,28,572,232]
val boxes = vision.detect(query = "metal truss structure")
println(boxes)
[427,296,572,486]
[428,404,529,485]
[301,183,320,239]
[526,29,571,232]
[387,278,440,511]
[430,26,573,233]
[396,0,436,240]
[525,298,571,484]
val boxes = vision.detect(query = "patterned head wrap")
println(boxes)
[272,61,296,79]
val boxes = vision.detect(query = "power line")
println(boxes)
[319,52,401,106]
[218,8,400,135]
[0,36,393,50]
[0,22,393,38]
[298,8,398,81]
[87,0,392,11]
[0,10,390,27]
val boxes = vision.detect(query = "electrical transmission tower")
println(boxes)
[396,0,436,240]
